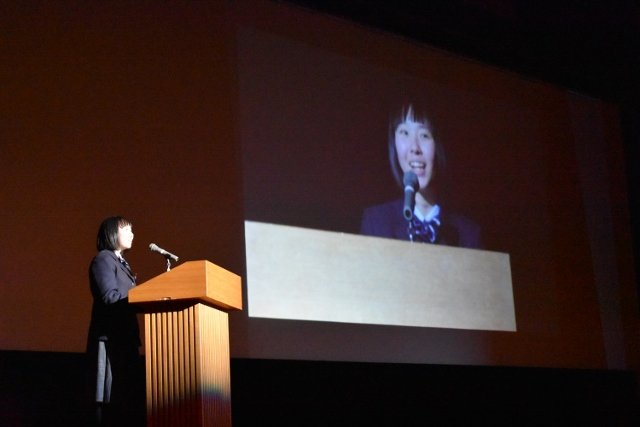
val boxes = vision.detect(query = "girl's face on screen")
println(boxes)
[394,119,435,191]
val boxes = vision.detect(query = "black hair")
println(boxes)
[96,216,132,251]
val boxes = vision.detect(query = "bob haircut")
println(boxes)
[96,216,132,251]
[388,104,446,188]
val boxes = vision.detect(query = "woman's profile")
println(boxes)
[360,104,481,248]
[86,216,144,425]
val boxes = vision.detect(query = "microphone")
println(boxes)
[149,243,179,263]
[402,171,419,221]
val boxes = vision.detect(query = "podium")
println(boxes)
[129,260,242,427]
[245,221,515,331]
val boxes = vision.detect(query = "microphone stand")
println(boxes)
[407,219,415,242]
[405,202,415,242]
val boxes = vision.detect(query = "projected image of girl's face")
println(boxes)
[394,119,435,191]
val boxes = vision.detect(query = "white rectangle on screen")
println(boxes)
[245,221,516,332]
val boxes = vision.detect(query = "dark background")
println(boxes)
[286,0,640,272]
[2,0,639,424]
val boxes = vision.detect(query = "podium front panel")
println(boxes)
[245,221,515,332]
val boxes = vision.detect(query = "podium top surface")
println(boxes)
[129,260,242,311]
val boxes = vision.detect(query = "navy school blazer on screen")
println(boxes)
[360,198,482,249]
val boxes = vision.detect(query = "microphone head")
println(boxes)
[402,171,418,221]
[148,243,179,262]
[403,171,418,190]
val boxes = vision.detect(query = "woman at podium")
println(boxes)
[86,216,143,425]
[360,104,481,248]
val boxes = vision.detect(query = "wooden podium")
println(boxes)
[129,260,242,427]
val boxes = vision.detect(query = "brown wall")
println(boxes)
[1,0,638,373]
[1,2,243,352]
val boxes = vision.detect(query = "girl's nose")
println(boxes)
[410,134,422,154]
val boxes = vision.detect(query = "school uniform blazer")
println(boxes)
[86,249,140,348]
[360,198,482,249]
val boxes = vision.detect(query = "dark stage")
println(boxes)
[1,350,638,426]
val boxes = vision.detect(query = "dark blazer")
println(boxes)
[86,249,140,348]
[85,249,143,419]
[360,198,482,249]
